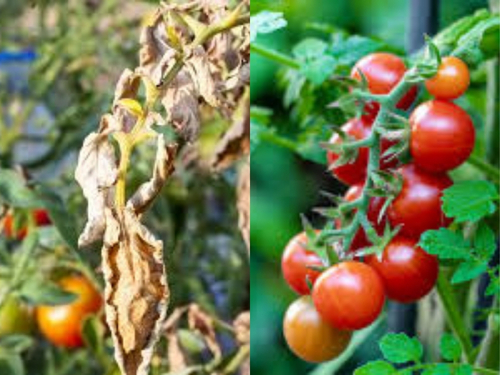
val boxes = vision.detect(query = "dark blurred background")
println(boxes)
[250,0,491,374]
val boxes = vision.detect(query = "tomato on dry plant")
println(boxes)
[365,236,439,303]
[3,208,52,240]
[312,261,385,330]
[425,56,470,100]
[36,275,103,348]
[283,296,352,363]
[281,232,323,295]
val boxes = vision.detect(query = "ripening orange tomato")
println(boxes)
[425,56,470,100]
[36,275,102,348]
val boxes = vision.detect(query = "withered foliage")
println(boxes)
[74,1,249,375]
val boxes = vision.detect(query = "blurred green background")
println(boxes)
[250,1,491,374]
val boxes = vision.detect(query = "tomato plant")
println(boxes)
[410,100,476,173]
[312,261,385,330]
[388,164,453,238]
[36,275,103,348]
[281,232,323,295]
[365,236,439,303]
[425,56,470,100]
[283,296,352,363]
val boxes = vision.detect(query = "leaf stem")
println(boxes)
[250,43,300,69]
[467,153,500,183]
[436,270,475,364]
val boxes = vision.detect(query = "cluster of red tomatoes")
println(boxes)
[282,53,474,363]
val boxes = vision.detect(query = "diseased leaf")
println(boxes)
[187,304,221,358]
[127,135,177,215]
[185,46,220,108]
[75,130,118,248]
[102,207,169,375]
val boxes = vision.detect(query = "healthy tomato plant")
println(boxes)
[425,56,470,100]
[281,232,323,295]
[365,236,439,303]
[351,52,418,117]
[283,296,352,363]
[36,275,103,348]
[312,261,385,330]
[327,117,398,185]
[410,100,475,173]
[388,164,452,238]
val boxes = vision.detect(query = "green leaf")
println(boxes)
[439,333,461,361]
[353,361,396,375]
[485,272,500,296]
[36,186,79,251]
[300,55,336,85]
[473,223,497,260]
[419,229,472,260]
[0,335,34,353]
[455,364,473,375]
[452,260,488,284]
[379,333,423,364]
[0,352,24,375]
[250,11,287,42]
[19,277,76,305]
[0,169,43,209]
[422,364,451,375]
[329,35,382,67]
[293,38,329,60]
[442,181,498,223]
[82,315,105,355]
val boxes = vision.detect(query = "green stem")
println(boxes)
[436,270,475,364]
[250,43,300,69]
[467,153,500,183]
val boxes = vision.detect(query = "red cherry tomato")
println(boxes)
[36,275,103,348]
[283,296,352,363]
[281,232,323,295]
[312,261,385,330]
[410,100,475,173]
[342,185,386,251]
[425,56,470,100]
[388,164,452,239]
[327,118,398,185]
[351,53,418,117]
[365,236,439,303]
[2,209,52,240]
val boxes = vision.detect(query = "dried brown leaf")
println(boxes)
[211,89,249,170]
[236,161,249,252]
[161,69,200,141]
[102,207,169,375]
[167,332,188,372]
[185,46,220,108]
[187,304,221,358]
[127,135,177,215]
[75,130,117,247]
[233,311,249,345]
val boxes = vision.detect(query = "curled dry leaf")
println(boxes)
[75,129,118,248]
[185,46,220,108]
[233,311,250,345]
[127,135,177,215]
[211,88,250,170]
[102,207,169,375]
[187,304,221,358]
[237,160,250,252]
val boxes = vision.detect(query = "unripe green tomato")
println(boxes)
[0,295,34,336]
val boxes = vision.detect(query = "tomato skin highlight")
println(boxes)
[410,100,475,173]
[388,164,453,239]
[281,232,323,295]
[365,237,439,303]
[312,261,385,330]
[425,56,470,100]
[283,296,352,363]
[351,52,418,117]
[327,118,398,186]
[36,275,103,348]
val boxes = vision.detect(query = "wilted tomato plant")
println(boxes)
[251,7,499,375]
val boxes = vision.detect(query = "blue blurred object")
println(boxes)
[0,49,36,63]
[0,49,36,94]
